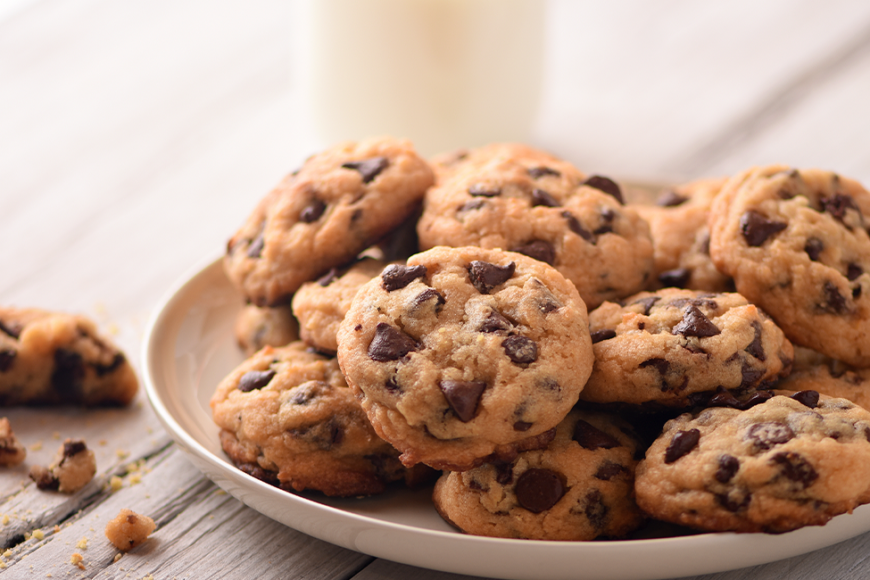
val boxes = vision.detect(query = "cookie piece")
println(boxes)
[29,439,96,493]
[105,509,156,551]
[292,258,391,355]
[635,178,733,292]
[336,246,594,471]
[580,289,794,407]
[224,137,434,306]
[779,347,870,410]
[0,307,138,406]
[234,305,299,356]
[210,342,425,497]
[0,417,26,467]
[417,143,654,308]
[635,393,870,533]
[433,408,645,540]
[708,166,870,366]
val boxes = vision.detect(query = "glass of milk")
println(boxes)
[297,0,546,157]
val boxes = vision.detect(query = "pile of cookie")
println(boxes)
[211,136,870,539]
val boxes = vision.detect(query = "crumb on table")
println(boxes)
[105,509,156,551]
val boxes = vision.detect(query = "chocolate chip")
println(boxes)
[468,183,501,197]
[583,489,609,529]
[664,429,700,463]
[594,461,628,481]
[583,175,623,204]
[29,466,59,491]
[716,490,751,513]
[300,199,326,223]
[820,193,862,226]
[289,382,321,404]
[0,320,21,339]
[439,380,486,422]
[367,323,419,362]
[0,350,15,372]
[237,462,279,487]
[823,281,850,314]
[247,234,264,258]
[590,329,616,344]
[770,451,818,487]
[341,156,389,183]
[740,362,765,389]
[513,421,533,432]
[738,390,774,409]
[656,190,689,207]
[640,358,669,375]
[381,264,427,291]
[594,208,617,236]
[51,349,84,400]
[384,376,401,393]
[847,263,864,281]
[740,210,787,247]
[511,240,555,265]
[457,199,487,213]
[479,309,513,333]
[238,369,276,392]
[63,440,87,458]
[495,462,514,485]
[715,454,740,483]
[805,238,824,261]
[528,166,561,179]
[573,419,621,450]
[531,189,561,207]
[411,288,445,312]
[748,422,795,450]
[658,268,691,288]
[317,268,339,287]
[633,296,661,315]
[467,260,516,294]
[744,320,765,361]
[96,353,125,377]
[502,335,538,364]
[561,211,595,243]
[791,390,820,408]
[673,305,721,338]
[515,468,565,513]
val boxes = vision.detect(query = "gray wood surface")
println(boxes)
[2,0,870,578]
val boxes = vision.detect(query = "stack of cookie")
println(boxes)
[210,137,870,540]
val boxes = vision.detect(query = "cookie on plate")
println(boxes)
[292,257,392,355]
[433,408,645,540]
[234,304,299,356]
[708,165,870,366]
[224,136,434,306]
[635,392,870,533]
[336,246,594,471]
[417,143,654,308]
[580,288,793,407]
[0,307,138,406]
[635,178,733,292]
[211,342,430,497]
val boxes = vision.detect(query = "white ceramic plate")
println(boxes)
[142,256,870,580]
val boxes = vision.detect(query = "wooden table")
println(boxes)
[3,1,870,578]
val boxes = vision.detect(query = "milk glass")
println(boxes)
[299,0,545,157]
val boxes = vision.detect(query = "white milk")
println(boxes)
[300,0,545,157]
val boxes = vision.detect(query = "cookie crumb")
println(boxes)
[29,439,96,493]
[32,529,44,540]
[108,476,124,492]
[113,552,123,563]
[75,537,88,550]
[105,509,156,551]
[70,553,85,570]
[29,441,42,452]
[0,418,26,467]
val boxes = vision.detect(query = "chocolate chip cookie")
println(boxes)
[635,178,733,292]
[635,392,870,533]
[708,166,870,366]
[224,137,434,306]
[580,288,794,407]
[416,143,654,308]
[336,246,594,471]
[29,439,96,493]
[234,304,299,356]
[291,257,392,355]
[210,342,428,497]
[0,307,138,406]
[432,408,645,540]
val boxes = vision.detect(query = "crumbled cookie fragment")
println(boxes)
[104,509,156,551]
[28,439,96,493]
[0,418,26,466]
